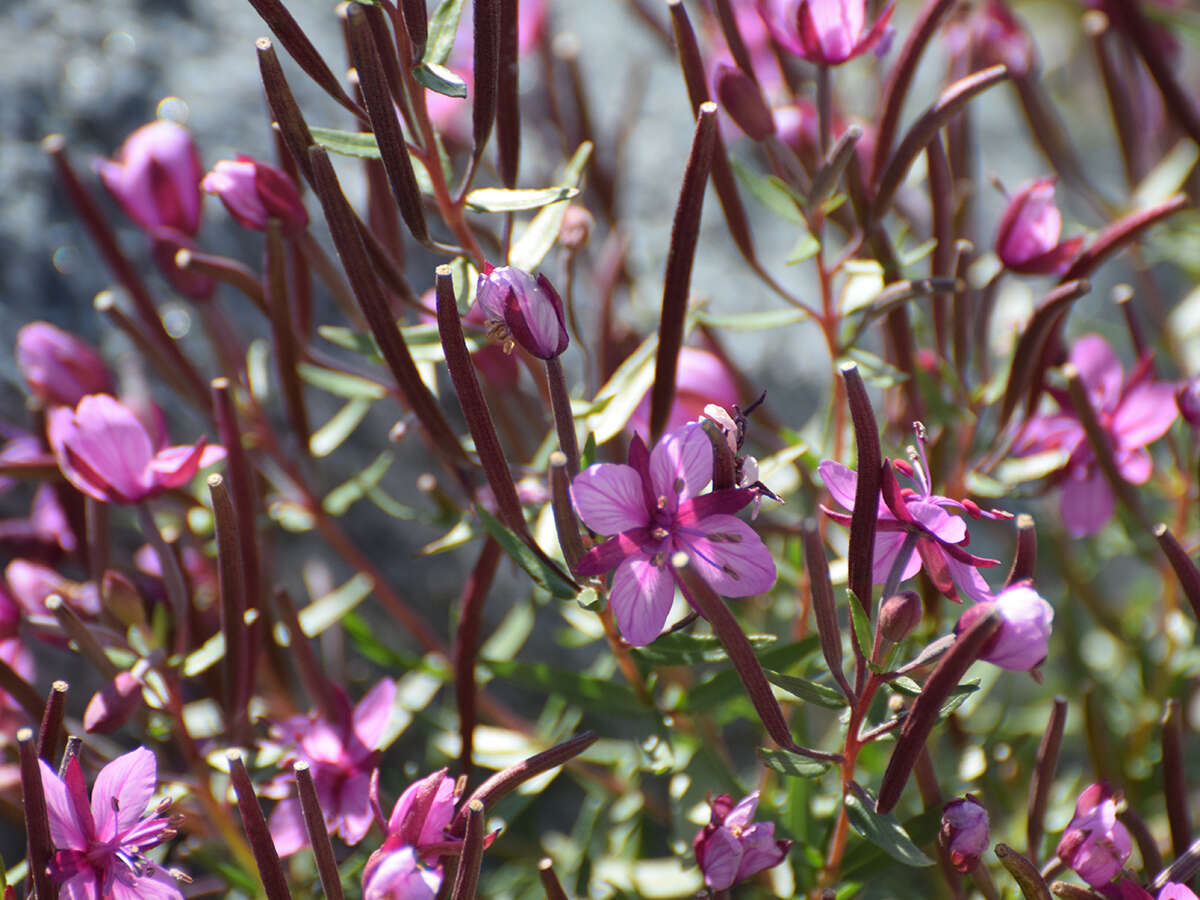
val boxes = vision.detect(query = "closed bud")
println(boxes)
[475,266,569,360]
[16,322,114,408]
[940,795,989,872]
[713,62,775,141]
[879,591,922,642]
[994,178,1084,276]
[96,119,204,236]
[202,155,309,235]
[559,204,593,250]
[1176,377,1200,428]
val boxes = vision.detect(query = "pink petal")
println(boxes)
[570,464,649,535]
[1069,334,1124,411]
[682,514,777,597]
[1159,884,1200,900]
[735,822,789,880]
[610,555,675,646]
[335,769,375,845]
[269,796,310,857]
[725,791,760,829]
[701,826,744,890]
[1060,468,1114,538]
[871,530,922,584]
[1113,382,1177,449]
[908,500,966,544]
[108,869,186,900]
[91,746,156,840]
[57,870,101,900]
[353,678,397,753]
[147,441,208,491]
[943,555,995,604]
[650,423,713,508]
[39,760,88,850]
[817,460,858,512]
[1117,446,1152,484]
[50,396,155,503]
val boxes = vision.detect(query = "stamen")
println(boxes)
[651,526,670,541]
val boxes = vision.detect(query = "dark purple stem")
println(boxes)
[537,858,569,900]
[19,728,55,900]
[228,750,294,900]
[1153,523,1200,627]
[455,538,503,777]
[549,452,585,571]
[1006,514,1038,587]
[37,681,68,766]
[1026,696,1067,863]
[1162,698,1191,859]
[265,219,311,444]
[450,800,486,900]
[294,762,346,900]
[496,0,520,187]
[840,362,881,620]
[802,519,853,701]
[208,473,251,746]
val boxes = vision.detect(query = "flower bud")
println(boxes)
[714,62,775,141]
[879,591,922,643]
[955,584,1053,671]
[202,155,309,235]
[1176,377,1200,428]
[559,204,594,250]
[940,795,989,872]
[994,178,1084,276]
[96,120,204,236]
[15,322,114,408]
[475,266,569,360]
[1057,783,1131,887]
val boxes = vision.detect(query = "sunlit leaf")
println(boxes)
[309,397,373,457]
[764,670,848,708]
[424,0,468,65]
[465,185,580,213]
[476,506,579,599]
[509,142,593,270]
[412,61,467,98]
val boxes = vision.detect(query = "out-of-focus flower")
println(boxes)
[1057,783,1131,887]
[97,120,204,237]
[475,266,568,360]
[265,679,397,856]
[629,347,740,437]
[571,423,776,645]
[819,429,1006,602]
[1014,334,1177,537]
[39,746,187,899]
[47,394,223,505]
[15,322,113,408]
[994,178,1084,275]
[714,62,776,140]
[956,583,1054,671]
[6,558,101,628]
[362,845,441,900]
[944,0,1035,77]
[940,795,989,872]
[760,0,895,66]
[202,155,309,235]
[83,669,144,734]
[1176,376,1200,428]
[0,586,33,736]
[693,791,791,890]
[1158,884,1200,900]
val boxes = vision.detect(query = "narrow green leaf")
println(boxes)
[412,61,468,98]
[448,256,479,316]
[786,230,821,264]
[844,793,934,867]
[309,397,373,458]
[421,518,475,555]
[183,632,225,677]
[466,185,579,213]
[509,142,593,270]
[484,659,649,717]
[309,126,381,159]
[268,500,314,532]
[366,487,417,520]
[298,574,375,637]
[476,506,579,599]
[730,156,807,224]
[694,308,810,330]
[764,670,848,708]
[583,332,658,444]
[634,632,776,666]
[758,748,832,778]
[298,362,387,399]
[848,590,874,660]
[317,325,381,360]
[424,0,468,65]
[323,452,393,516]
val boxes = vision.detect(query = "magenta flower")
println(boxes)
[202,155,309,235]
[940,796,989,873]
[47,394,223,505]
[994,178,1084,275]
[16,322,113,409]
[475,265,568,360]
[1159,884,1200,900]
[265,679,397,856]
[956,583,1054,671]
[818,435,1004,602]
[362,845,441,900]
[760,0,895,66]
[693,791,791,891]
[39,746,187,900]
[629,347,740,438]
[96,120,204,237]
[1057,783,1132,887]
[1015,334,1177,537]
[571,424,776,645]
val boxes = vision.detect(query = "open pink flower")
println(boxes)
[96,120,203,237]
[1057,783,1131,887]
[1015,334,1177,537]
[39,746,186,900]
[693,791,791,891]
[265,679,397,856]
[760,0,895,66]
[571,424,776,645]
[956,583,1054,671]
[995,178,1084,275]
[16,322,114,409]
[47,395,223,505]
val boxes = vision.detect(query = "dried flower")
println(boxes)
[475,266,568,360]
[956,583,1054,671]
[96,120,204,237]
[940,795,990,872]
[202,154,309,235]
[693,791,791,890]
[1056,783,1132,887]
[761,0,895,66]
[15,322,113,408]
[571,423,776,645]
[994,178,1084,275]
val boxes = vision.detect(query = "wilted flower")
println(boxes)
[47,394,223,505]
[39,746,187,899]
[475,266,568,360]
[15,322,113,408]
[629,347,740,437]
[1057,783,1131,887]
[571,424,775,645]
[940,795,989,873]
[96,120,204,237]
[956,583,1054,671]
[994,178,1084,275]
[265,679,397,855]
[761,0,895,66]
[202,155,308,235]
[693,791,791,890]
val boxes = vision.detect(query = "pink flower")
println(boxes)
[956,583,1054,671]
[1057,783,1132,887]
[5,558,101,630]
[202,155,308,235]
[693,791,791,890]
[47,394,223,505]
[39,746,187,900]
[265,679,397,856]
[363,845,441,900]
[994,178,1084,275]
[940,796,989,873]
[475,266,568,360]
[1159,884,1200,900]
[1015,334,1177,537]
[96,120,204,237]
[15,322,114,408]
[571,424,776,645]
[629,347,740,438]
[760,0,895,66]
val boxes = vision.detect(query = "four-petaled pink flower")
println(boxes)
[202,155,309,235]
[475,265,569,360]
[760,0,895,67]
[571,424,776,646]
[1014,334,1177,537]
[994,178,1084,275]
[693,791,791,891]
[47,395,223,505]
[1057,782,1132,887]
[265,679,397,856]
[39,746,187,900]
[16,322,114,409]
[96,120,204,237]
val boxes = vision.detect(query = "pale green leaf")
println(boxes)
[509,142,593,270]
[412,61,468,98]
[298,574,375,637]
[466,185,579,213]
[424,0,468,65]
[309,397,373,458]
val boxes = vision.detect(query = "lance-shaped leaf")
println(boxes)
[1026,695,1067,862]
[759,748,833,778]
[425,0,467,64]
[465,186,579,212]
[810,125,863,208]
[846,791,934,867]
[802,519,853,700]
[995,844,1051,900]
[649,102,718,443]
[413,60,468,97]
[876,608,1001,814]
[346,3,430,243]
[873,65,1010,221]
[841,277,961,348]
[1059,194,1188,284]
[840,362,882,620]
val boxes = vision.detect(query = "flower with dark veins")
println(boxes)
[475,265,568,360]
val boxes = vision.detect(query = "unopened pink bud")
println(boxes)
[202,155,308,235]
[994,178,1083,275]
[879,591,922,642]
[1176,377,1200,428]
[84,670,142,734]
[475,266,568,360]
[714,63,775,141]
[15,322,113,408]
[96,120,204,236]
[940,795,989,872]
